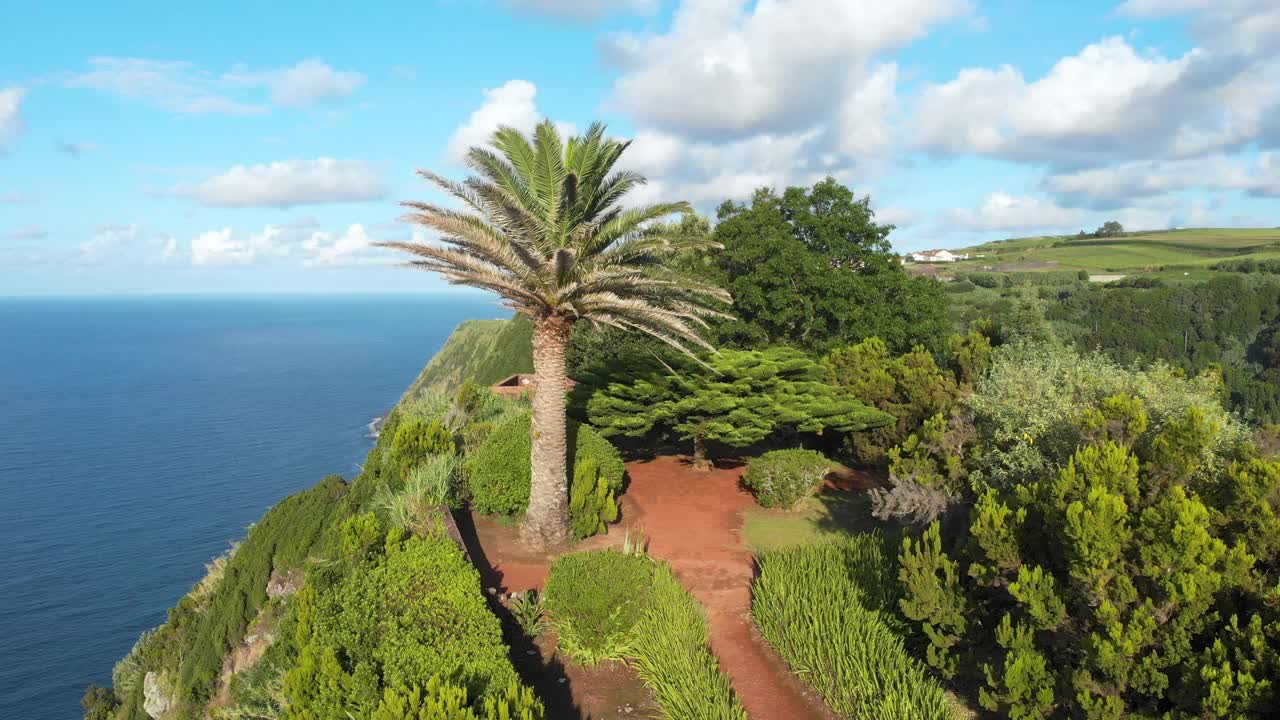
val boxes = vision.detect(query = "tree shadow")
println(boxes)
[489,597,588,719]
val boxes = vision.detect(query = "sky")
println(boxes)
[1,0,1278,295]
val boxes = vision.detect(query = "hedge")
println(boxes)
[742,449,831,509]
[545,551,746,720]
[752,536,956,720]
[465,411,624,536]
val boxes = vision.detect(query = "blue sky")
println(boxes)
[1,0,1277,295]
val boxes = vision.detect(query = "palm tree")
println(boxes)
[377,120,730,547]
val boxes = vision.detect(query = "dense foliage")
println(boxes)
[544,551,746,720]
[584,347,892,463]
[888,342,1280,718]
[753,536,957,719]
[742,449,832,509]
[281,523,534,718]
[709,178,949,354]
[464,411,624,534]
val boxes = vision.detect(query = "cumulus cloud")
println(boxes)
[77,223,140,265]
[605,0,966,138]
[0,87,25,150]
[302,224,392,267]
[1119,0,1280,56]
[191,228,254,266]
[224,59,365,108]
[445,80,540,164]
[148,236,183,265]
[943,192,1086,232]
[505,0,658,21]
[169,158,387,207]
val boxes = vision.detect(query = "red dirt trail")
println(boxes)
[618,456,829,720]
[470,455,830,719]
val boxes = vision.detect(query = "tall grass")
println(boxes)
[630,564,747,720]
[377,454,459,532]
[752,535,956,720]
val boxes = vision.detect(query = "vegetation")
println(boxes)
[710,178,949,354]
[887,341,1280,718]
[464,411,624,537]
[753,536,956,719]
[401,315,534,401]
[545,551,746,719]
[584,346,892,465]
[742,449,832,509]
[378,121,730,546]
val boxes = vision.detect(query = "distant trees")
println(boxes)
[585,347,892,467]
[1094,220,1124,237]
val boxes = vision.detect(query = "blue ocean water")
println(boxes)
[0,294,503,720]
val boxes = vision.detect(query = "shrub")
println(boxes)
[390,417,455,477]
[465,412,624,535]
[753,536,956,720]
[543,551,656,665]
[545,551,746,719]
[742,449,831,509]
[283,531,531,717]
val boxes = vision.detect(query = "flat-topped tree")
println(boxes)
[377,121,730,547]
[586,347,894,468]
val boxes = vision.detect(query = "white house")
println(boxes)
[908,249,968,263]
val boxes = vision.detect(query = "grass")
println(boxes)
[401,314,533,400]
[949,228,1280,277]
[753,536,958,720]
[743,490,883,552]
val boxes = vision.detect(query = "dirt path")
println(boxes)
[621,456,831,720]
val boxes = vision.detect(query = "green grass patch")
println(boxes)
[743,490,882,552]
[403,314,534,400]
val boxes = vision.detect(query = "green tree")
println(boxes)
[390,418,455,477]
[586,347,892,467]
[378,121,729,546]
[711,177,948,353]
[80,685,118,720]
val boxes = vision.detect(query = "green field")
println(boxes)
[944,228,1280,277]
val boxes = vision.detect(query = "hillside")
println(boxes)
[930,227,1280,281]
[400,314,533,401]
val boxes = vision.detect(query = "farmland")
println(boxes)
[933,227,1280,280]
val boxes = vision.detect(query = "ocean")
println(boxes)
[0,294,503,720]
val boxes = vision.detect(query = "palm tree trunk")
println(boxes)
[522,315,574,547]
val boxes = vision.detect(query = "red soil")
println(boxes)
[463,455,832,719]
[621,456,832,720]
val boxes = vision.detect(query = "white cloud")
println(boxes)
[170,158,387,207]
[66,58,266,115]
[445,80,541,164]
[2,225,47,240]
[505,0,658,21]
[605,0,966,138]
[191,228,254,266]
[148,236,183,265]
[1119,0,1280,56]
[1044,152,1280,206]
[943,192,1086,232]
[0,87,25,150]
[224,59,365,108]
[65,57,364,115]
[302,224,392,267]
[77,223,139,265]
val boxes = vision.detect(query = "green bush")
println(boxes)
[283,531,532,717]
[543,551,656,665]
[465,412,624,535]
[390,417,455,477]
[545,551,746,719]
[753,536,956,720]
[742,449,831,509]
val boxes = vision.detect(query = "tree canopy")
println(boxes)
[584,346,893,463]
[709,177,949,354]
